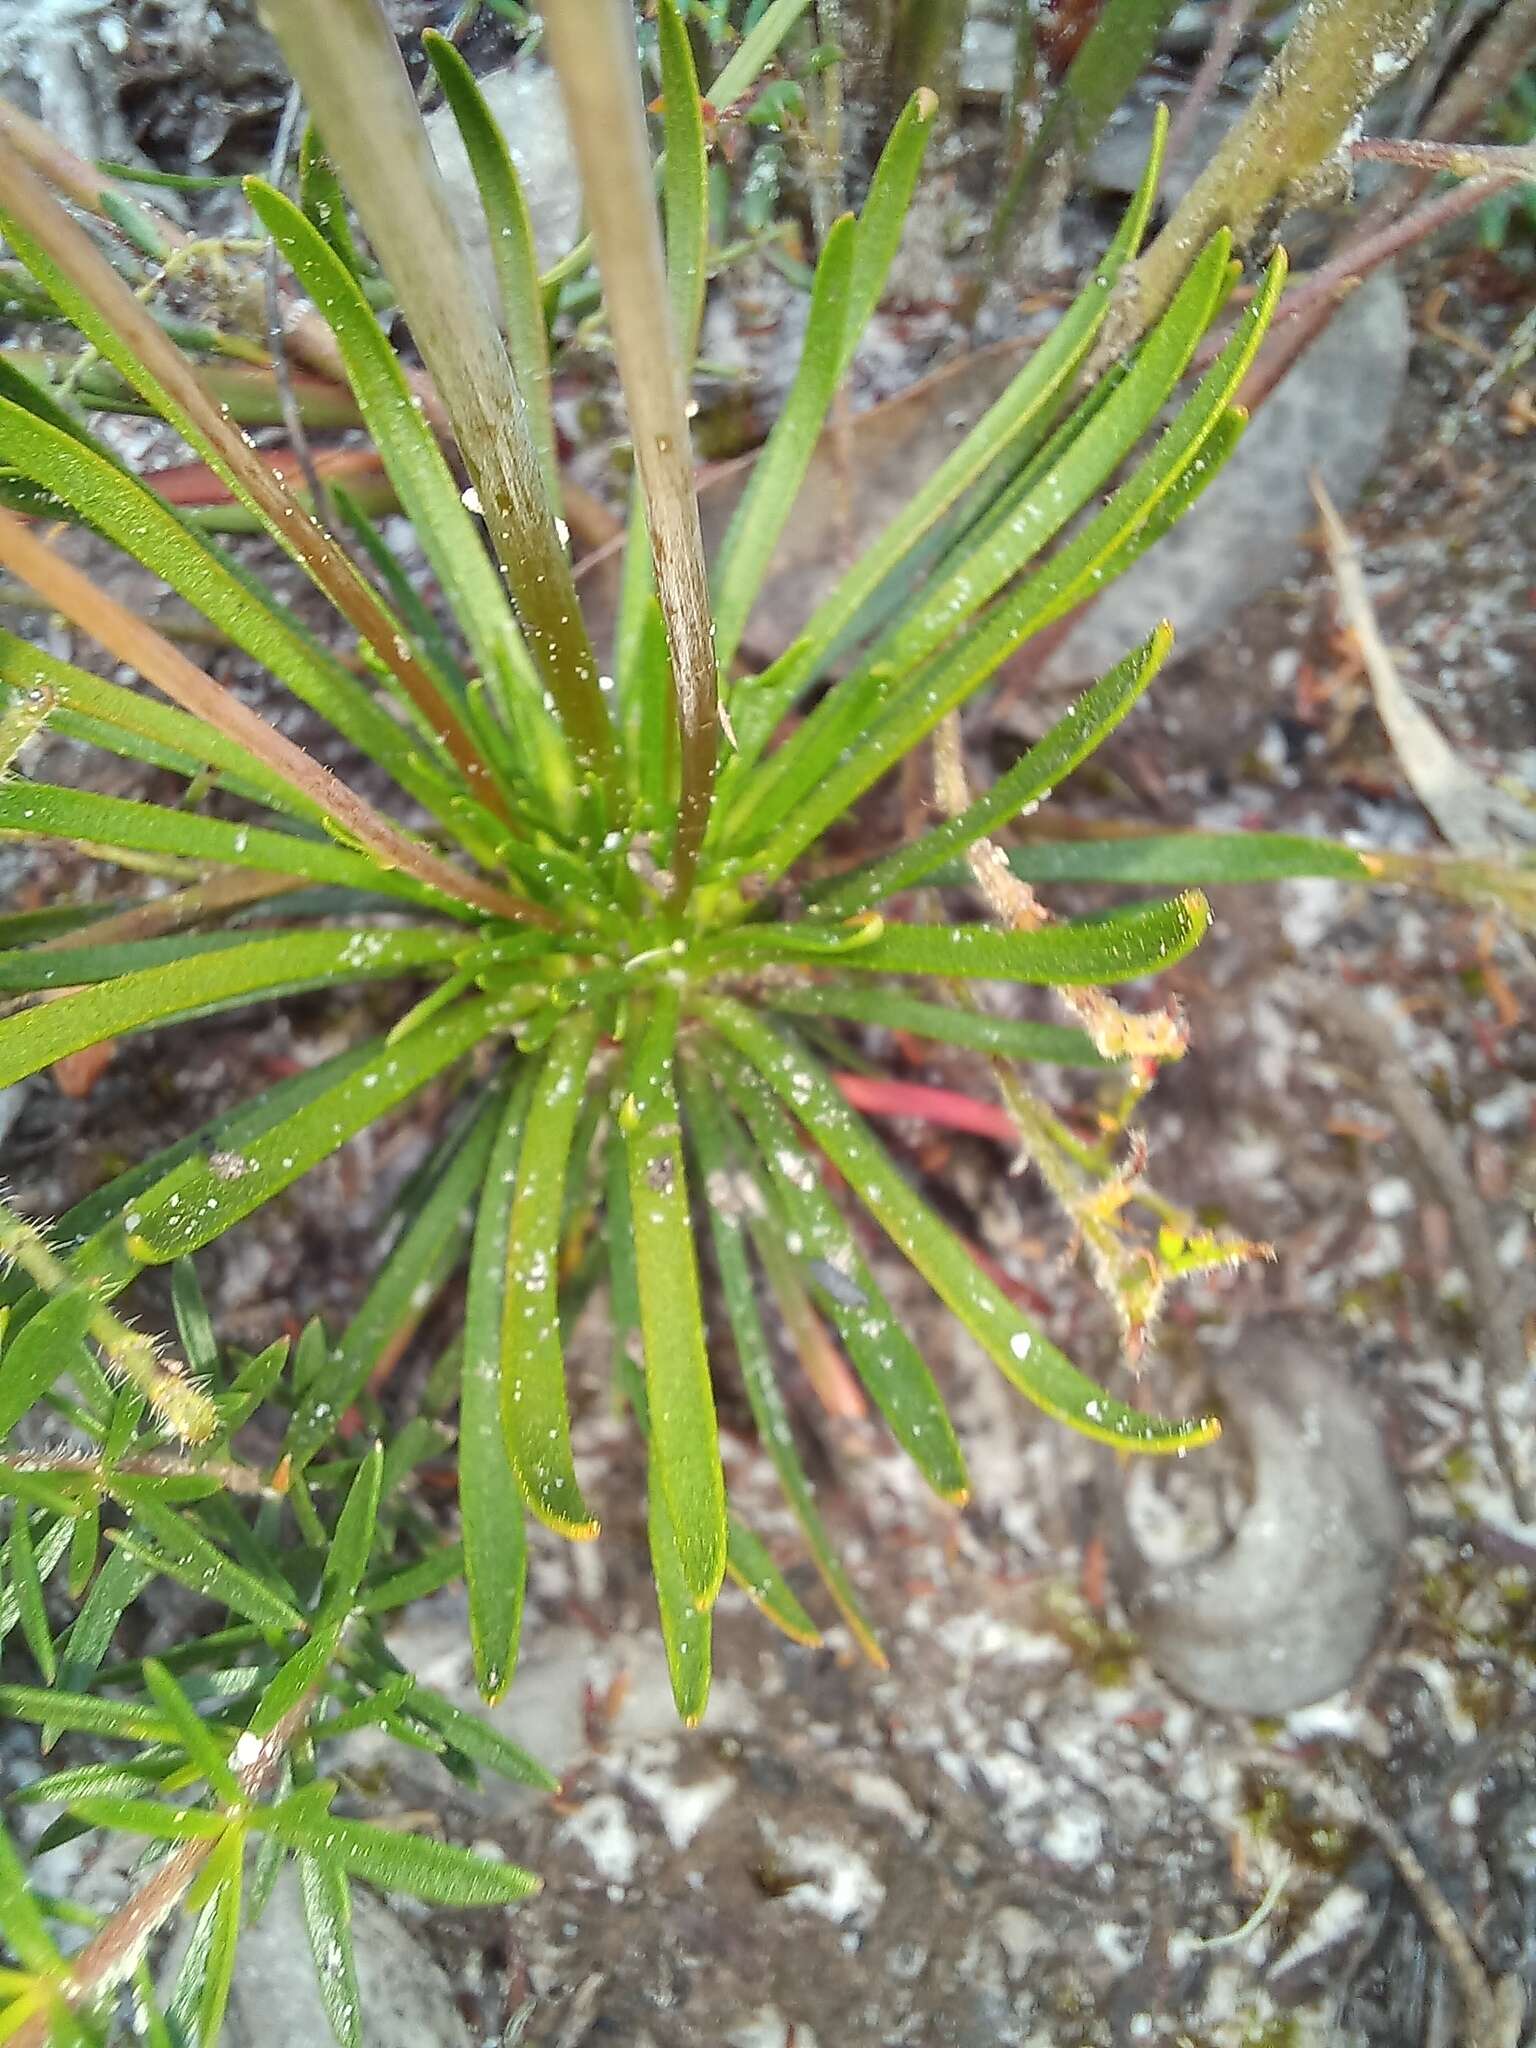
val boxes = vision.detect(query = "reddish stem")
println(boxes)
[832,1071,1021,1145]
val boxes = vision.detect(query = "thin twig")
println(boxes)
[1350,135,1536,179]
[1294,974,1534,1521]
[261,85,336,535]
[1164,0,1255,168]
[1258,1749,1519,2048]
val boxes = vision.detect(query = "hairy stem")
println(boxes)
[1113,0,1437,349]
[6,1684,323,2048]
[0,1197,216,1442]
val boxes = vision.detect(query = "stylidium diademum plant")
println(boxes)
[0,0,1290,1822]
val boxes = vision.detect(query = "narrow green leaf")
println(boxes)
[0,1682,173,1743]
[731,234,1233,854]
[298,1852,362,2048]
[722,127,1164,774]
[331,487,471,698]
[287,1099,501,1465]
[622,998,727,1611]
[0,927,465,1092]
[63,1794,230,1844]
[0,630,320,822]
[357,1542,463,1616]
[708,0,814,107]
[461,1074,532,1702]
[140,1659,243,1805]
[7,1510,57,1682]
[246,1618,343,1739]
[764,983,1107,1067]
[0,781,457,908]
[299,126,365,277]
[197,1831,245,2048]
[713,1052,969,1502]
[711,891,1209,986]
[56,1544,153,1697]
[318,1444,384,1623]
[19,1761,174,1807]
[0,1815,60,1972]
[647,1455,713,1725]
[679,1067,884,1662]
[214,1339,291,1437]
[657,0,710,367]
[724,1519,820,1645]
[0,396,469,827]
[997,830,1377,888]
[840,87,940,376]
[871,235,1231,682]
[131,1963,178,2048]
[701,999,1220,1453]
[812,623,1173,913]
[501,1010,600,1537]
[8,1044,375,1310]
[739,250,1284,883]
[170,1262,221,1388]
[0,1287,96,1437]
[0,1523,71,1646]
[119,996,498,1265]
[422,32,559,499]
[0,929,290,997]
[268,1800,539,1906]
[394,1674,555,1790]
[0,1465,79,1517]
[66,1501,99,1599]
[116,1501,305,1634]
[712,215,856,668]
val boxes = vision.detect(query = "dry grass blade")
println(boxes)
[1312,473,1536,855]
[30,873,308,953]
[0,510,548,927]
[263,0,616,799]
[543,0,718,897]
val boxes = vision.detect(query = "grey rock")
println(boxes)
[423,63,582,305]
[1090,90,1249,215]
[960,17,1016,100]
[1044,266,1410,683]
[1115,1320,1407,1713]
[203,1867,472,2048]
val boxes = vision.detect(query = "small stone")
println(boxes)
[423,62,582,304]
